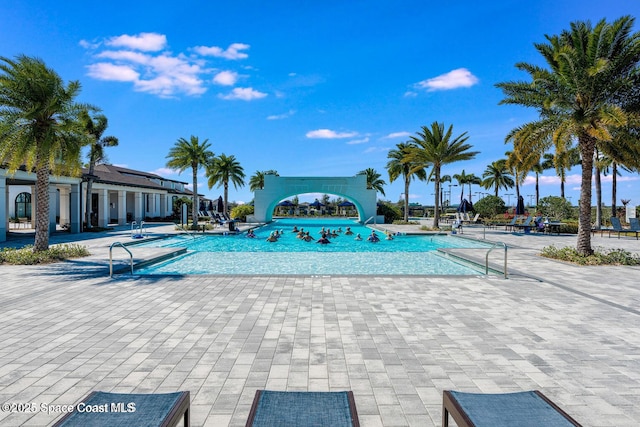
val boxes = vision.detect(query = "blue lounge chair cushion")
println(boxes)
[446,391,580,427]
[246,390,359,427]
[53,391,189,427]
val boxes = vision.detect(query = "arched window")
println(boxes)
[15,192,32,219]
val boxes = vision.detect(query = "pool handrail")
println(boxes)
[485,242,508,279]
[175,223,197,239]
[109,241,133,278]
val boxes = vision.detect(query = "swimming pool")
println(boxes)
[134,218,491,275]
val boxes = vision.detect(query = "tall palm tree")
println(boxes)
[358,167,386,196]
[505,151,528,202]
[0,55,90,251]
[407,122,478,228]
[497,16,640,255]
[465,173,482,203]
[207,153,245,215]
[386,142,427,221]
[81,111,118,230]
[249,169,278,191]
[481,160,514,197]
[166,135,214,227]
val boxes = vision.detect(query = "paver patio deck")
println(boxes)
[1,222,639,426]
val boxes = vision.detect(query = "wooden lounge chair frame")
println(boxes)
[443,390,582,427]
[52,390,190,427]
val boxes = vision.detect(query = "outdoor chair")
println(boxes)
[443,390,582,427]
[246,390,359,427]
[500,215,519,231]
[629,217,640,231]
[608,217,639,239]
[513,215,533,233]
[52,391,190,427]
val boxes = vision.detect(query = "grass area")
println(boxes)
[0,244,90,265]
[540,245,640,266]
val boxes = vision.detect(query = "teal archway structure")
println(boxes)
[251,175,377,223]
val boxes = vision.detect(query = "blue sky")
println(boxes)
[2,1,639,207]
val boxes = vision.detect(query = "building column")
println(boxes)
[69,183,80,234]
[59,186,70,227]
[118,190,127,225]
[98,188,109,228]
[48,185,57,234]
[159,194,167,218]
[134,192,143,222]
[0,176,7,242]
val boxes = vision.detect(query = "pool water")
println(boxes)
[134,218,490,275]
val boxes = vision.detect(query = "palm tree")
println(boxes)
[166,135,214,227]
[407,122,478,228]
[481,160,514,197]
[465,173,482,203]
[505,151,528,202]
[386,142,427,221]
[0,55,90,251]
[358,167,386,196]
[249,169,278,191]
[81,111,118,230]
[207,153,245,215]
[497,16,640,255]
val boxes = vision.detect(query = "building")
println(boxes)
[1,164,202,242]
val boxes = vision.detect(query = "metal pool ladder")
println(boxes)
[485,242,508,279]
[109,241,133,278]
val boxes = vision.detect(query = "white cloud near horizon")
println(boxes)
[87,63,139,82]
[106,32,167,51]
[219,87,267,101]
[347,137,370,145]
[306,129,358,139]
[193,43,250,60]
[213,70,239,86]
[415,68,479,91]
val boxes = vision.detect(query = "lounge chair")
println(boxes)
[443,390,582,427]
[246,390,359,427]
[513,215,533,233]
[498,215,519,231]
[629,217,640,231]
[53,391,190,427]
[608,217,639,239]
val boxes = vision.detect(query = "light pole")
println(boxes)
[527,194,535,207]
[505,193,514,207]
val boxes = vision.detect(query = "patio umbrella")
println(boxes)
[217,196,224,212]
[457,198,472,213]
[309,200,324,208]
[516,195,525,215]
[277,200,294,207]
[338,201,355,207]
[208,200,214,211]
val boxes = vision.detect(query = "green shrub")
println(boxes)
[0,244,90,265]
[540,245,640,265]
[538,196,573,220]
[377,202,402,224]
[231,204,254,221]
[473,195,505,219]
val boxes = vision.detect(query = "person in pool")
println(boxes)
[317,234,331,244]
[292,226,299,233]
[302,231,314,242]
[344,227,354,236]
[354,233,362,241]
[266,232,278,242]
[384,230,394,240]
[367,230,380,243]
[246,229,256,238]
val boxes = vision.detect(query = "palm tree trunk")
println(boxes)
[594,164,602,228]
[576,135,596,256]
[434,169,441,228]
[34,162,51,252]
[611,163,617,220]
[224,182,229,216]
[192,166,198,227]
[535,173,540,207]
[403,177,410,222]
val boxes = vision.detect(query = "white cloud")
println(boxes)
[415,68,479,91]
[404,91,418,97]
[150,167,176,176]
[383,132,411,139]
[106,32,167,52]
[213,70,239,86]
[306,129,358,139]
[219,87,267,101]
[347,137,369,145]
[267,110,296,120]
[87,63,139,82]
[193,43,250,60]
